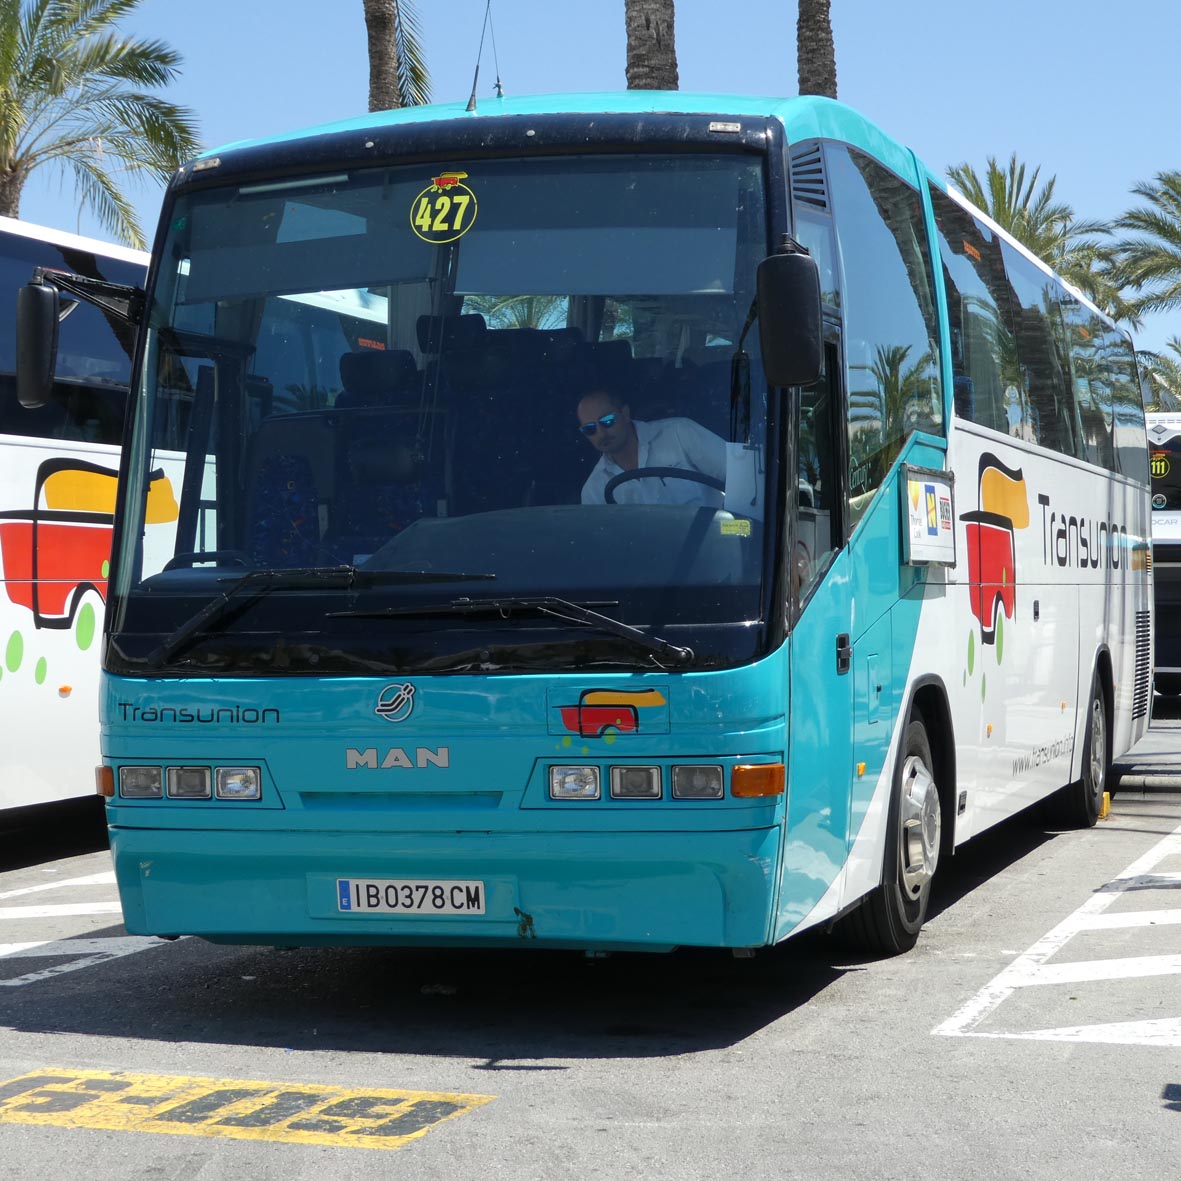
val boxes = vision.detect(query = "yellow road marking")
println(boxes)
[0,1069,494,1151]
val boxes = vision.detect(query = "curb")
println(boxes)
[1110,772,1181,792]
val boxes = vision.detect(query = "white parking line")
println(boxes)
[0,869,180,987]
[0,902,123,920]
[935,823,1181,1045]
[0,936,171,987]
[0,871,116,900]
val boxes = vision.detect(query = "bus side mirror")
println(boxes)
[756,249,822,388]
[17,280,60,409]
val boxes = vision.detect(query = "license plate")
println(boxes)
[337,878,485,915]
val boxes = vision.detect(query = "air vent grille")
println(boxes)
[790,143,829,211]
[1133,610,1152,720]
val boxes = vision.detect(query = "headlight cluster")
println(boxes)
[114,765,262,800]
[550,764,726,801]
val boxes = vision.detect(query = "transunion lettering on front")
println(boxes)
[117,703,280,725]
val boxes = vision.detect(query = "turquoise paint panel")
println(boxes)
[778,548,853,938]
[109,823,781,949]
[102,661,789,948]
[841,439,944,882]
[850,612,894,846]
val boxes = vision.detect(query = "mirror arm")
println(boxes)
[776,232,810,256]
[32,267,145,326]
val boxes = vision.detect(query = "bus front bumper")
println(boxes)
[110,825,782,951]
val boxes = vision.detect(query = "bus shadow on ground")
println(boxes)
[2,927,846,1060]
[4,811,1065,1062]
[0,797,108,873]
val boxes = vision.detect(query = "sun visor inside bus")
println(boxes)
[452,227,737,296]
[178,200,436,304]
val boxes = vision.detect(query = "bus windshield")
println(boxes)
[109,152,776,675]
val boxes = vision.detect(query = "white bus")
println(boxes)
[1147,411,1181,694]
[0,216,151,814]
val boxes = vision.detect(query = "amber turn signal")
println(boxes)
[95,765,115,798]
[731,763,785,798]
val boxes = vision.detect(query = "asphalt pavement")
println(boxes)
[1,713,1180,1179]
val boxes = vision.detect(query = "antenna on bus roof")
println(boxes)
[465,0,503,113]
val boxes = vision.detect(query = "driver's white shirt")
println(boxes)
[580,417,727,506]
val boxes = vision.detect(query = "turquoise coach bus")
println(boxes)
[18,93,1152,955]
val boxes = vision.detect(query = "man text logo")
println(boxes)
[346,747,450,769]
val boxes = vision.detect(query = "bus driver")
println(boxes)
[576,389,727,507]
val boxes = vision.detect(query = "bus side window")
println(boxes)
[826,146,943,529]
[795,341,843,611]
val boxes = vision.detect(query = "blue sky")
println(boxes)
[20,0,1177,352]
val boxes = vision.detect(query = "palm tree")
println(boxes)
[1113,171,1181,318]
[797,0,836,98]
[625,0,678,90]
[1138,336,1181,411]
[362,0,429,111]
[947,154,1133,322]
[0,0,199,248]
[462,294,567,331]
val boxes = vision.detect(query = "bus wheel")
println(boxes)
[842,716,941,955]
[1049,671,1107,829]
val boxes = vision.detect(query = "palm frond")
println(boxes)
[0,0,199,230]
[392,0,430,106]
[66,146,143,245]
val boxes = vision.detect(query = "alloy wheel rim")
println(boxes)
[899,754,940,898]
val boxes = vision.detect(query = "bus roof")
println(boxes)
[0,213,147,266]
[187,90,1129,343]
[197,91,909,171]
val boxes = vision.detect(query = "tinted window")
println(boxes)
[828,146,943,526]
[1060,300,1115,468]
[928,184,1145,480]
[999,241,1080,459]
[928,184,1019,437]
[0,229,144,443]
[1101,323,1148,481]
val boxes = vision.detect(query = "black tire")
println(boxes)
[1047,670,1107,829]
[840,715,942,956]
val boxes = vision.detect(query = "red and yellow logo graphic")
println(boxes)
[960,453,1028,646]
[555,689,668,738]
[411,170,477,244]
[0,458,176,629]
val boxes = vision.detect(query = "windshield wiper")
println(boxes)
[145,566,496,668]
[329,595,695,666]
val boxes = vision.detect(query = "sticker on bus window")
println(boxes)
[410,171,478,243]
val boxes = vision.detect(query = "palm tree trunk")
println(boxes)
[797,0,837,99]
[363,0,403,111]
[0,169,24,219]
[625,0,678,90]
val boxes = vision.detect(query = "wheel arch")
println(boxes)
[905,675,958,856]
[1091,644,1114,766]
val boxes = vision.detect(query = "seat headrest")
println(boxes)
[416,313,487,353]
[339,350,417,401]
[346,437,420,484]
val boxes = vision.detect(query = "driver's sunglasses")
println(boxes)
[579,412,618,436]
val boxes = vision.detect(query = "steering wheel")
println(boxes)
[163,549,254,572]
[603,466,725,505]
